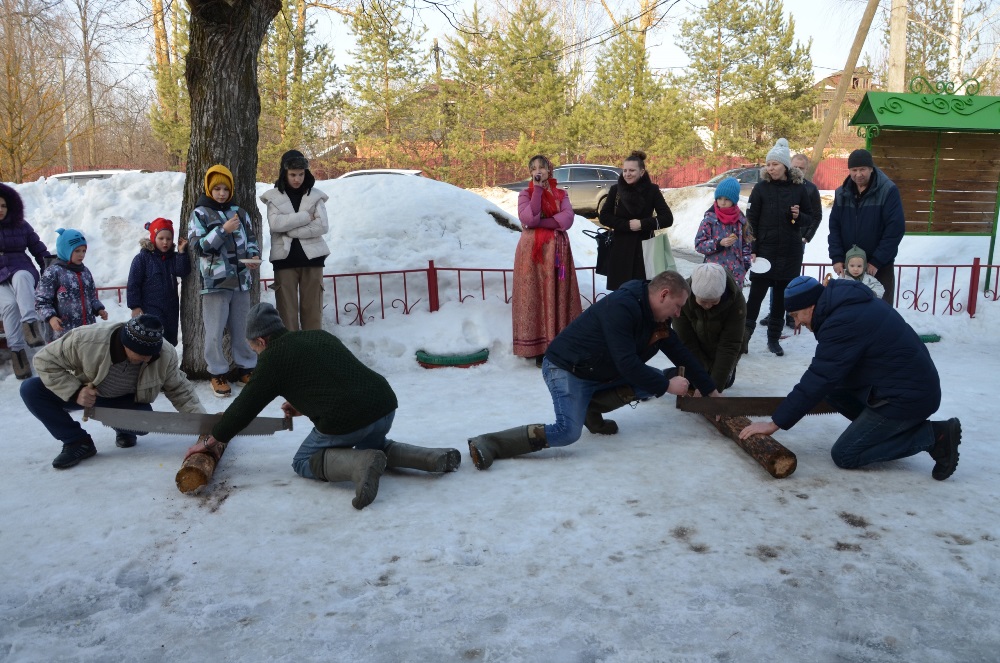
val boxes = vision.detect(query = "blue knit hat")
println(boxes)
[713,177,741,205]
[55,228,87,261]
[784,276,824,312]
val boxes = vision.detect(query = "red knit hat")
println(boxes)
[146,218,174,243]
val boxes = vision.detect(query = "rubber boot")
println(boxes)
[12,348,32,380]
[308,448,387,510]
[384,441,461,473]
[741,322,754,355]
[929,418,961,480]
[584,386,636,435]
[468,424,547,470]
[766,315,784,356]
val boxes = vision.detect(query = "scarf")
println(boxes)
[527,179,567,274]
[714,202,742,226]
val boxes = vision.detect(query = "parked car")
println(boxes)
[500,164,623,217]
[337,169,425,178]
[698,165,763,196]
[48,169,151,185]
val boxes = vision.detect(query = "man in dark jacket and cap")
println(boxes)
[828,149,904,304]
[468,271,721,470]
[739,276,962,480]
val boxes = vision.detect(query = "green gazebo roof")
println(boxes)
[850,90,1000,131]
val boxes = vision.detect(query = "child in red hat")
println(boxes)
[126,218,190,346]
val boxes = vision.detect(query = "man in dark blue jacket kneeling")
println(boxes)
[739,276,962,480]
[468,271,721,470]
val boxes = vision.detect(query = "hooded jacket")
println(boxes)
[828,167,905,269]
[771,279,940,429]
[545,279,716,397]
[34,261,105,337]
[126,237,192,344]
[188,181,260,294]
[746,167,813,280]
[843,244,886,298]
[671,271,746,391]
[0,183,49,286]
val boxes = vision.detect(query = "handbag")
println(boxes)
[642,227,676,278]
[582,227,613,276]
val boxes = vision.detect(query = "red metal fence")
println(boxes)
[91,260,998,328]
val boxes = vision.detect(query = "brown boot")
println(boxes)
[468,424,547,470]
[309,448,387,510]
[584,386,636,435]
[12,348,32,380]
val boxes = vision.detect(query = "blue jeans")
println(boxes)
[20,377,153,445]
[826,387,934,469]
[541,358,656,447]
[292,411,395,479]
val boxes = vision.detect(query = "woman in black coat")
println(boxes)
[598,150,673,290]
[743,138,813,357]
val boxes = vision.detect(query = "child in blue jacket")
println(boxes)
[35,228,107,339]
[127,218,191,346]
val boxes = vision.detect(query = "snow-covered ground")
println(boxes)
[1,174,998,662]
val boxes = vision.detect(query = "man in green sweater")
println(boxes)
[186,303,460,509]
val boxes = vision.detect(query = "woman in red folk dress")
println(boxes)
[512,154,582,366]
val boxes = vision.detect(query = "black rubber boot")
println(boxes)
[384,441,461,472]
[308,448,387,510]
[767,341,784,356]
[584,386,636,435]
[467,424,547,470]
[929,418,961,480]
[52,436,97,469]
[741,322,754,354]
[758,316,770,326]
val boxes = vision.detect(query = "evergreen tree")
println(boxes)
[258,0,340,174]
[344,0,428,165]
[715,0,817,160]
[149,2,190,165]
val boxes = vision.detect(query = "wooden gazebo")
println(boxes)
[849,78,1000,271]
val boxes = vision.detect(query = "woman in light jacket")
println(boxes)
[512,154,582,365]
[260,150,330,330]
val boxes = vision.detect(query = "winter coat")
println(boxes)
[843,244,886,298]
[34,261,105,338]
[801,178,823,242]
[771,279,940,429]
[33,321,205,413]
[746,168,813,280]
[598,173,673,290]
[545,279,716,397]
[828,167,904,269]
[126,238,192,345]
[671,271,746,391]
[260,187,331,263]
[211,328,398,443]
[188,195,260,294]
[0,183,49,286]
[693,205,753,286]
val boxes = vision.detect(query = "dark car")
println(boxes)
[500,164,623,217]
[699,165,763,196]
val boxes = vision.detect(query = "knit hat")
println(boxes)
[204,164,235,201]
[245,303,286,340]
[120,314,164,356]
[55,228,87,261]
[713,177,741,205]
[784,276,824,312]
[766,138,792,170]
[847,149,875,169]
[690,263,728,300]
[845,244,868,272]
[146,217,173,243]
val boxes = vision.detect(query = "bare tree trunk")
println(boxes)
[180,0,281,378]
[887,0,908,92]
[807,0,880,179]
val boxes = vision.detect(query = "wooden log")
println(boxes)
[701,413,797,479]
[175,435,228,494]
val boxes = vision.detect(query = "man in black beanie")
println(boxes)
[20,315,205,469]
[828,148,904,305]
[187,303,461,510]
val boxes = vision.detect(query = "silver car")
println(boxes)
[500,164,623,217]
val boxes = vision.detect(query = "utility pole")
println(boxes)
[432,38,442,78]
[887,0,908,91]
[808,0,880,179]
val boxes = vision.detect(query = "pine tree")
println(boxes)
[714,0,817,160]
[149,1,190,166]
[344,0,428,165]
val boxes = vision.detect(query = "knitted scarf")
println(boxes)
[527,179,567,272]
[714,202,742,226]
